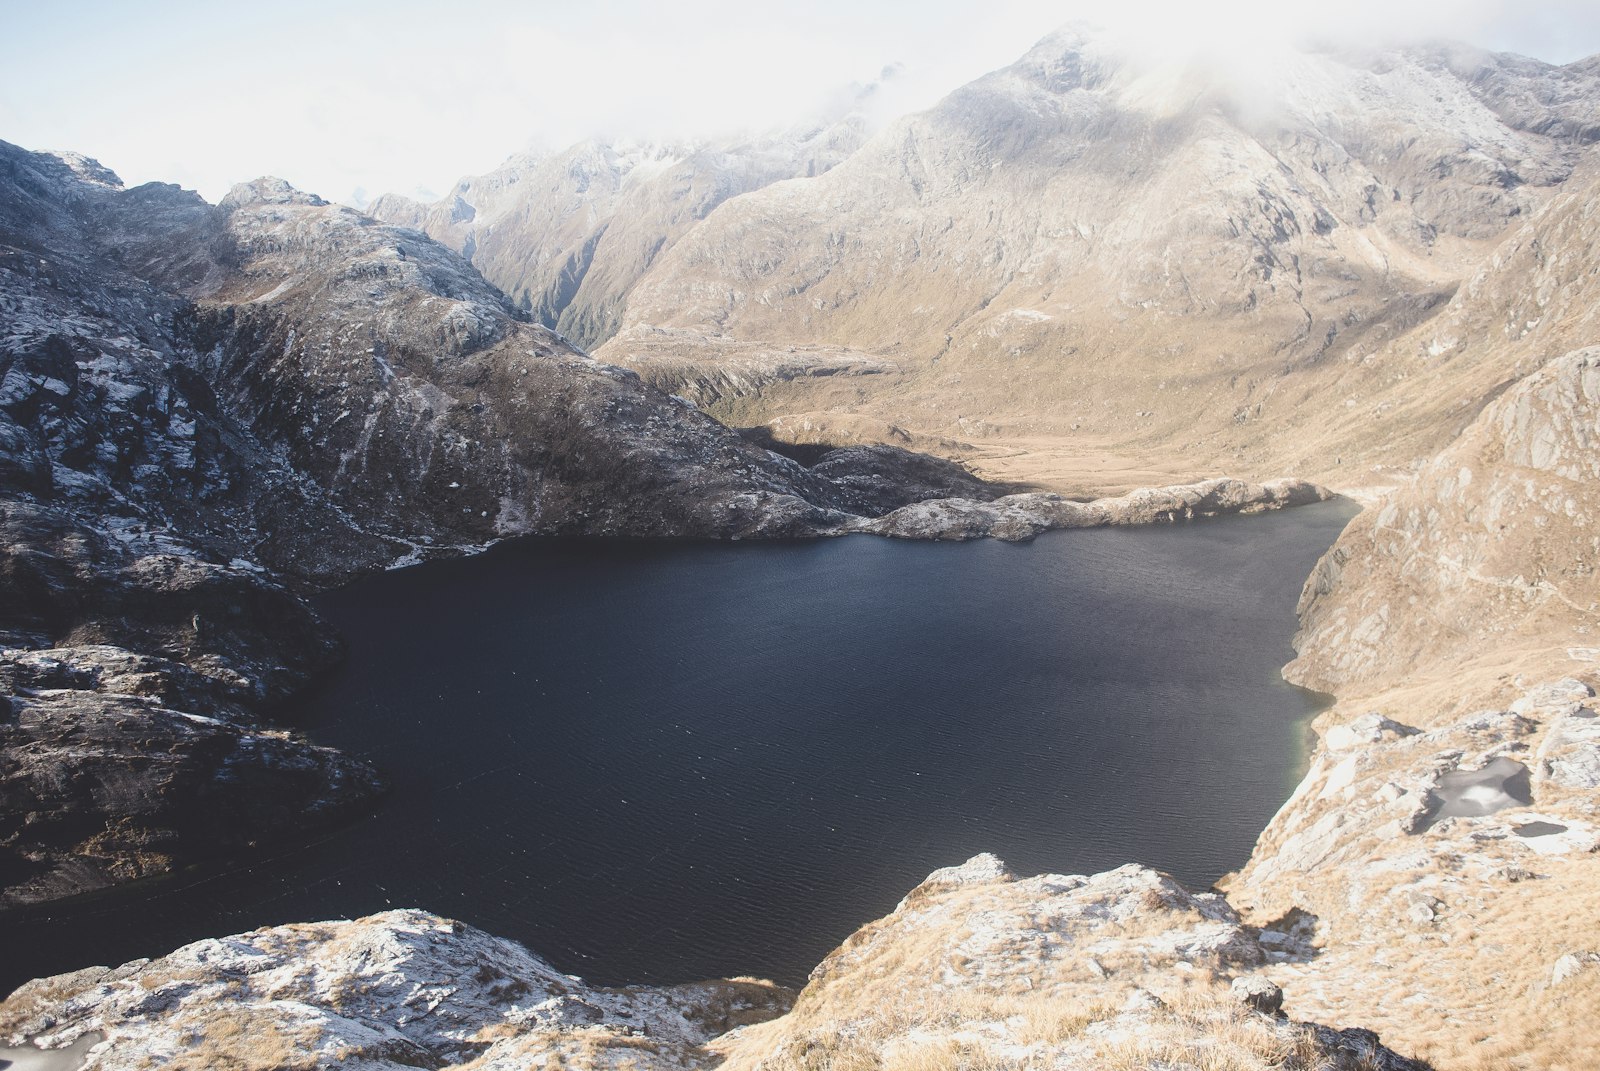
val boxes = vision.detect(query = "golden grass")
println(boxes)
[739,984,1378,1071]
[154,1008,323,1071]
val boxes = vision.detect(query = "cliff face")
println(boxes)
[0,148,393,900]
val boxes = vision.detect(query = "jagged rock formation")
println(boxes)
[0,857,1428,1071]
[0,646,381,906]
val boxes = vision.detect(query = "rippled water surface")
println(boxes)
[6,502,1352,990]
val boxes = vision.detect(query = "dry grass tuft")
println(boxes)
[154,1008,323,1071]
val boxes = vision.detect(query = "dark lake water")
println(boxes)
[4,501,1352,992]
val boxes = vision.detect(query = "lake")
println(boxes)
[2,501,1352,992]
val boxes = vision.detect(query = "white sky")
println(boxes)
[3,0,1598,206]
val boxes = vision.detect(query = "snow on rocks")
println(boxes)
[0,910,792,1071]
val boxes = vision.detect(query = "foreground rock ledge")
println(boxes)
[0,856,1425,1071]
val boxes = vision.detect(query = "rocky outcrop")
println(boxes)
[851,477,1330,541]
[712,855,1427,1071]
[0,858,1428,1071]
[0,659,382,907]
[1222,675,1600,1070]
[0,908,792,1071]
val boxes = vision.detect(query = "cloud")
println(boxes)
[1,0,1595,205]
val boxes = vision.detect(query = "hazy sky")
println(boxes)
[3,0,1598,206]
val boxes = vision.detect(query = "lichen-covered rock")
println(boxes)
[1230,975,1284,1016]
[0,864,1428,1071]
[0,909,793,1071]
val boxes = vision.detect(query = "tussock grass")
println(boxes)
[153,1008,323,1071]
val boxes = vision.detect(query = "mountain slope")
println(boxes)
[591,32,1600,491]
[370,102,872,351]
[1216,166,1600,1070]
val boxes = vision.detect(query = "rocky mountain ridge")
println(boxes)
[369,91,878,352]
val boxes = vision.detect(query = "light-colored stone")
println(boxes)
[1230,975,1285,1016]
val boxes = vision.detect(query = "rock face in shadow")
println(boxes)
[803,443,999,514]
[0,674,382,907]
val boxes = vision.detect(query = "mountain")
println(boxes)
[588,31,1600,492]
[369,92,876,352]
